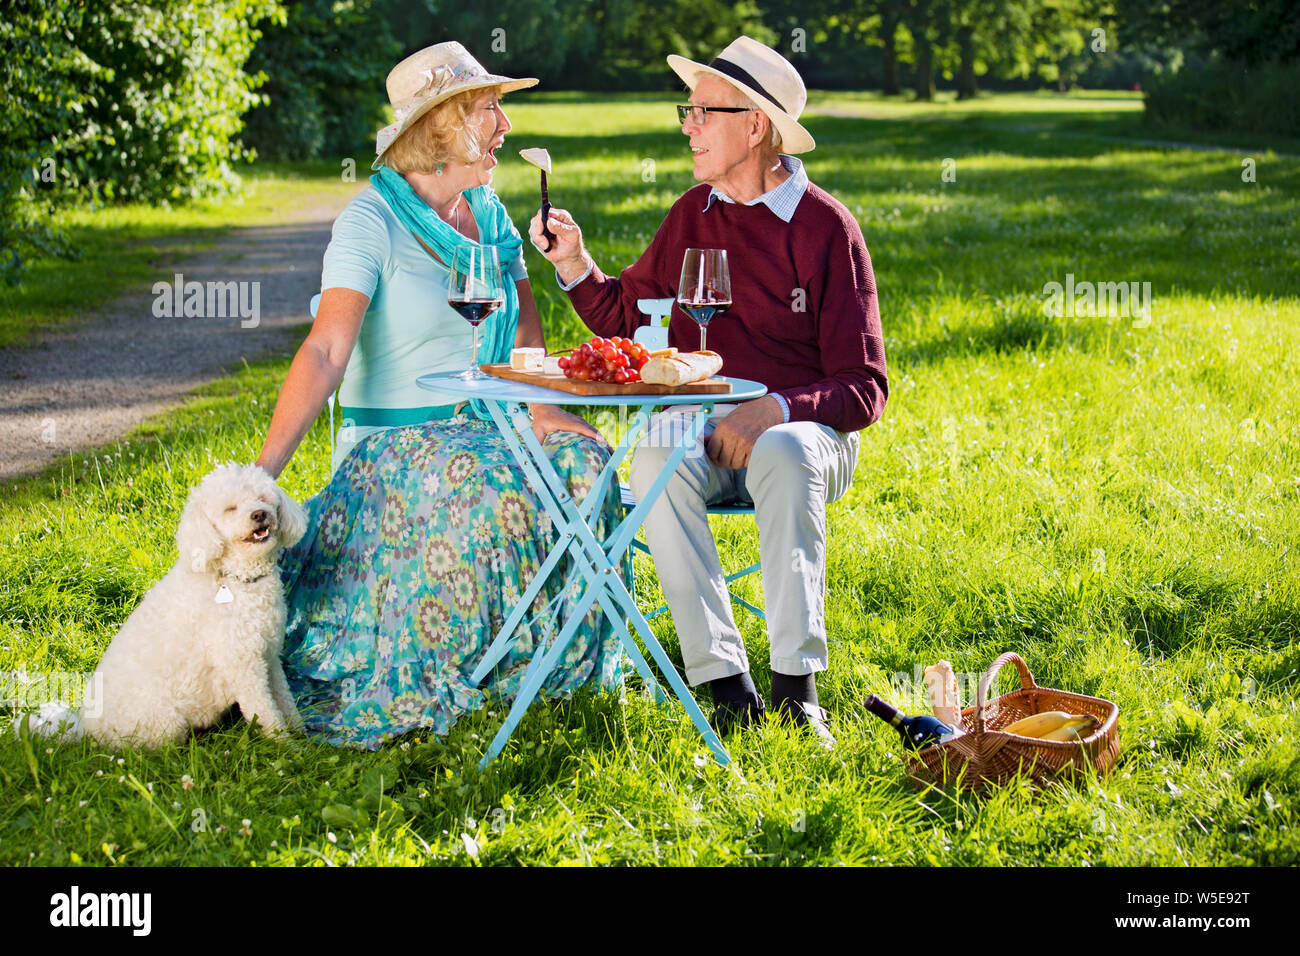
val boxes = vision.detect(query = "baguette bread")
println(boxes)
[640,350,723,387]
[923,660,964,734]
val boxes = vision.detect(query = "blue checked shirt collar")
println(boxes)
[702,154,808,222]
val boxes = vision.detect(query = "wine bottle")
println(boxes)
[864,694,954,751]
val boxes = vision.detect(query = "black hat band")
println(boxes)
[705,57,787,114]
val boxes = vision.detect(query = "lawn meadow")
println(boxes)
[1,92,1297,866]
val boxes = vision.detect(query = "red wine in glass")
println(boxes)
[450,298,502,326]
[447,244,505,380]
[678,248,731,352]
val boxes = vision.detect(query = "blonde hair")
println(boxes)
[382,85,503,174]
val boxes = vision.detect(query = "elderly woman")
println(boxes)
[253,42,622,749]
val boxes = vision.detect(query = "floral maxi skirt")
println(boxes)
[277,416,626,750]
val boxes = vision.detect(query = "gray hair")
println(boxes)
[714,77,782,154]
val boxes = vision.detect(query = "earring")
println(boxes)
[435,164,444,177]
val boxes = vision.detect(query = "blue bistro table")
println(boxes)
[416,370,767,768]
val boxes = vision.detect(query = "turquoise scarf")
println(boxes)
[370,165,522,420]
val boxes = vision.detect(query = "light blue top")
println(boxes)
[321,186,528,466]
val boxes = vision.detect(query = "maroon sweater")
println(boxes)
[566,181,887,433]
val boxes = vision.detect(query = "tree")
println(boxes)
[948,0,1041,99]
[1112,0,1300,67]
[242,0,400,161]
[1029,0,1092,91]
[1,0,278,277]
[903,0,952,100]
[0,1,95,278]
[878,0,906,94]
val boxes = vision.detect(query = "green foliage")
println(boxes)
[1143,58,1300,138]
[1070,44,1184,91]
[407,0,585,85]
[0,2,100,280]
[1113,0,1300,68]
[566,0,777,91]
[376,0,775,91]
[0,0,279,280]
[64,0,281,202]
[1109,0,1299,137]
[241,0,401,161]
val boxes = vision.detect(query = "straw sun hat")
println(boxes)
[667,35,815,154]
[372,41,538,170]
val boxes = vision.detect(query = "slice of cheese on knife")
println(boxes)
[518,148,552,174]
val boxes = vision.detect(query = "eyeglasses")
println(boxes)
[676,105,755,126]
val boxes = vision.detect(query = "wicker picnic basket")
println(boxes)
[907,652,1121,793]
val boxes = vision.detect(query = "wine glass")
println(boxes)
[447,244,505,381]
[677,248,731,352]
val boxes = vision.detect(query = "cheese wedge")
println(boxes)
[518,148,552,174]
[510,347,544,372]
[640,350,723,387]
[542,355,563,376]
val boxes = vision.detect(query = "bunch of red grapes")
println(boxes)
[557,336,651,384]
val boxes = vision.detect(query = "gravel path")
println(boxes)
[0,191,361,482]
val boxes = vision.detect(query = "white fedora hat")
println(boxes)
[667,36,815,154]
[372,41,538,170]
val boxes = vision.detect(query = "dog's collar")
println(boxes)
[217,570,273,585]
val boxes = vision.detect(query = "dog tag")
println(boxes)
[214,585,234,604]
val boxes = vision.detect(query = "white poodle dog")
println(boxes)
[25,463,307,748]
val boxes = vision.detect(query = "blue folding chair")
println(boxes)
[622,298,765,621]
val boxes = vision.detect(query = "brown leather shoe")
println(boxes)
[775,699,836,750]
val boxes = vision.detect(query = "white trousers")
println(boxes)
[629,405,859,686]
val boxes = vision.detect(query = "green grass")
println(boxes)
[2,93,1298,866]
[805,89,1300,156]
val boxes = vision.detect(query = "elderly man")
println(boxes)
[529,36,886,745]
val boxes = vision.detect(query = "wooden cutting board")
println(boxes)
[483,363,732,395]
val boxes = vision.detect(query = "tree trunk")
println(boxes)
[915,41,934,101]
[881,11,901,95]
[904,1,936,101]
[956,25,977,100]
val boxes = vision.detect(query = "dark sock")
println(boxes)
[709,671,763,711]
[771,671,818,713]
